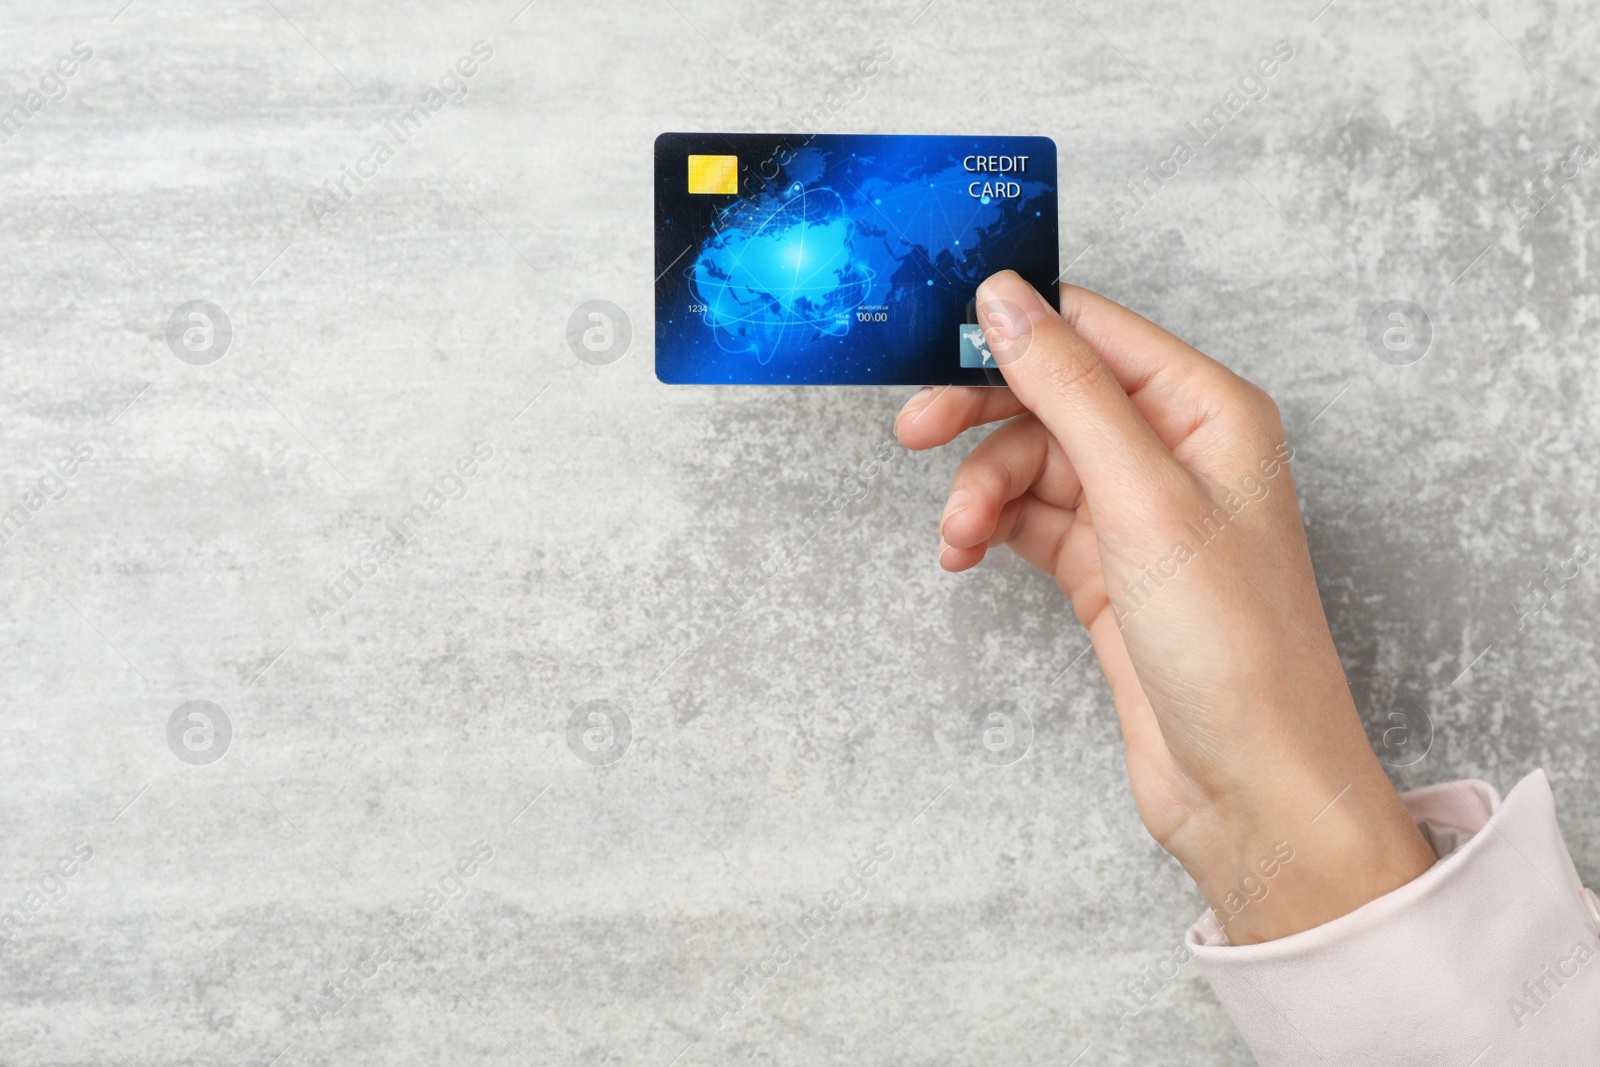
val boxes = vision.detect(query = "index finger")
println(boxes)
[894,385,1026,450]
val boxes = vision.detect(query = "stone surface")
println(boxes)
[1,1,1596,1064]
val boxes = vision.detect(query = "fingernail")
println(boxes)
[940,489,971,535]
[896,386,934,429]
[938,537,955,567]
[975,270,1051,349]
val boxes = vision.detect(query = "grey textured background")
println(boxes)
[2,0,1597,1064]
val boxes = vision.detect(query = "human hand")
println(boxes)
[896,271,1435,943]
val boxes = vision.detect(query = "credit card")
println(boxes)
[654,132,1059,385]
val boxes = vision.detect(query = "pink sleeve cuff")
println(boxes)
[1187,770,1600,1065]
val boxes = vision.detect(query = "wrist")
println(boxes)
[1170,765,1437,944]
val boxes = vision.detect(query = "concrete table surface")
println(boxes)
[1,1,1596,1064]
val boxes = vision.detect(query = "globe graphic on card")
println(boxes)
[691,184,875,365]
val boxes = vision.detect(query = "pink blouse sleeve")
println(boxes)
[1187,770,1600,1065]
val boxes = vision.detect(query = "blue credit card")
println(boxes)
[654,132,1059,385]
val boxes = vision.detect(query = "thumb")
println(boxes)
[978,270,1181,508]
